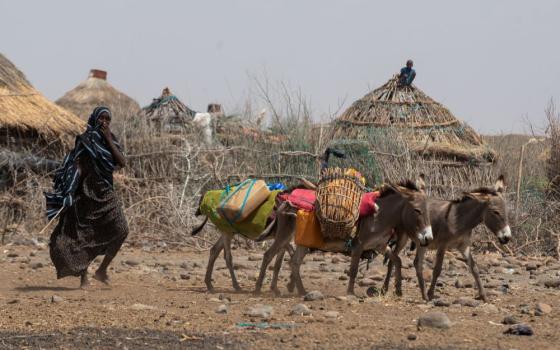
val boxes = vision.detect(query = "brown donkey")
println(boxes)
[383,175,511,302]
[287,178,432,296]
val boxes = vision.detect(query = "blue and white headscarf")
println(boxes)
[44,107,123,220]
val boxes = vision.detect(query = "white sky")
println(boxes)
[2,0,559,134]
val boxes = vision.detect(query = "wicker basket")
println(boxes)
[315,167,366,240]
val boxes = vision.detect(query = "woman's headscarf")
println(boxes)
[44,106,123,220]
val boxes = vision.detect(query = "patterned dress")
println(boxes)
[49,154,128,278]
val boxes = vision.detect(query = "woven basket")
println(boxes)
[315,168,365,240]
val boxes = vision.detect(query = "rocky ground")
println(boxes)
[1,242,559,349]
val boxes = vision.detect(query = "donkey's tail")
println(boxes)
[255,218,277,242]
[191,217,208,236]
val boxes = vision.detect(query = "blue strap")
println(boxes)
[218,179,255,224]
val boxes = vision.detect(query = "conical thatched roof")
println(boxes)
[142,87,195,127]
[0,53,84,148]
[56,69,140,121]
[331,75,495,163]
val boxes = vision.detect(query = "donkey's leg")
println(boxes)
[255,235,287,294]
[288,246,308,295]
[222,234,241,291]
[80,270,90,289]
[384,235,408,296]
[427,246,447,300]
[270,247,286,296]
[414,246,429,301]
[460,245,487,302]
[347,246,364,295]
[205,235,225,292]
[382,259,394,295]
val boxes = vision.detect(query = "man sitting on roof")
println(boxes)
[399,59,416,86]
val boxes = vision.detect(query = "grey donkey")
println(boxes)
[383,175,511,302]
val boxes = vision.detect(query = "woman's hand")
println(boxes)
[100,121,113,142]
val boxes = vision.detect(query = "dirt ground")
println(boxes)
[1,242,559,350]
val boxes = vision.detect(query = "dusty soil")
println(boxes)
[1,243,559,349]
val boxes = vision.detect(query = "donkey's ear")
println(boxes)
[494,175,505,193]
[416,174,427,192]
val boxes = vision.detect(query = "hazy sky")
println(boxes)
[2,0,559,134]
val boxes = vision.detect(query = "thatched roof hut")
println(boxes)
[331,75,495,164]
[56,69,140,122]
[141,87,195,132]
[0,53,84,151]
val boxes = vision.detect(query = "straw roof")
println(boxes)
[331,75,496,163]
[56,69,140,121]
[141,87,195,129]
[0,53,84,148]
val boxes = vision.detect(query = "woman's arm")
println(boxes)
[100,124,126,168]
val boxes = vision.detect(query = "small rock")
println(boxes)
[525,263,538,271]
[331,257,341,264]
[544,278,560,289]
[304,290,324,301]
[179,262,190,269]
[291,304,312,316]
[7,299,19,304]
[30,262,44,269]
[7,253,18,258]
[180,274,190,280]
[519,304,532,315]
[324,311,339,319]
[453,297,480,308]
[124,259,140,267]
[248,254,262,261]
[478,304,499,314]
[130,303,157,311]
[51,295,63,303]
[502,315,519,325]
[504,324,533,336]
[216,304,228,314]
[407,334,417,341]
[244,304,273,319]
[535,303,552,316]
[484,281,500,289]
[417,312,451,329]
[338,275,348,281]
[454,279,464,288]
[358,278,375,287]
[25,321,32,326]
[218,294,231,303]
[433,299,451,307]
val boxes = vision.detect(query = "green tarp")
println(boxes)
[200,189,281,239]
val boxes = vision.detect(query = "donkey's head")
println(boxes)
[380,175,432,246]
[464,175,511,244]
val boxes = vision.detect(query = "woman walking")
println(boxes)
[45,106,128,288]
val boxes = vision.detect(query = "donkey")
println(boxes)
[287,178,433,296]
[191,184,317,293]
[382,175,510,302]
